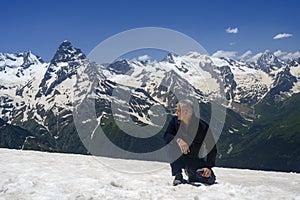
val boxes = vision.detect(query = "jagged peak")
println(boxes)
[19,51,44,64]
[251,51,285,73]
[0,51,44,67]
[0,51,37,59]
[50,40,86,64]
[162,52,178,63]
[107,59,131,74]
[185,51,202,57]
[260,50,276,59]
[58,40,76,51]
[257,50,284,65]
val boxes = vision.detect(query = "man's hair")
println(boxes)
[177,99,194,114]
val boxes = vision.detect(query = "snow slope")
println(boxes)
[0,52,46,86]
[0,149,299,200]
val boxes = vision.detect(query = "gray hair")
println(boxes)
[177,99,194,114]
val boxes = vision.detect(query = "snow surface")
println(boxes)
[290,64,300,94]
[0,52,46,86]
[0,148,299,200]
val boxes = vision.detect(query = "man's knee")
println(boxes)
[186,169,216,185]
[196,172,216,185]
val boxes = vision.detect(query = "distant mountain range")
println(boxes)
[0,41,299,172]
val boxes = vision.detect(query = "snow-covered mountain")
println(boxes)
[102,50,300,116]
[1,41,300,171]
[0,51,46,86]
[0,41,298,128]
[1,148,299,199]
[249,50,286,73]
[1,41,299,124]
[0,51,47,124]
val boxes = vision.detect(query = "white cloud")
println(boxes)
[240,50,252,61]
[213,50,300,63]
[273,33,293,39]
[137,55,151,61]
[283,52,300,60]
[274,50,284,57]
[246,52,263,63]
[226,27,238,34]
[212,50,238,59]
[274,50,300,60]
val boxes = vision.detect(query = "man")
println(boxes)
[164,99,217,186]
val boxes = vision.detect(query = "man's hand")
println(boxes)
[177,138,190,154]
[201,168,212,178]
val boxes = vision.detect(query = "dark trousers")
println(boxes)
[169,150,216,185]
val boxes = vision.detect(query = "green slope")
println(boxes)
[218,93,300,172]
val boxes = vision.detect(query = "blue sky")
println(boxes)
[1,0,299,61]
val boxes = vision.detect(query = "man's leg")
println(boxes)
[166,144,185,175]
[170,155,185,176]
[167,145,186,185]
[170,155,187,185]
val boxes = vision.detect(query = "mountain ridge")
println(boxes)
[0,40,299,172]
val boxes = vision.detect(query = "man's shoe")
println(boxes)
[173,173,185,186]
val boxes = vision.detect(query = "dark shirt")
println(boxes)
[163,115,217,168]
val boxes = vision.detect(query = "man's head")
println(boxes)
[175,99,194,124]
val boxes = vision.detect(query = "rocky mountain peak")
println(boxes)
[107,60,131,74]
[0,51,43,68]
[162,52,178,63]
[0,51,46,87]
[259,51,277,63]
[256,51,285,72]
[19,51,44,69]
[50,40,86,64]
[37,41,88,97]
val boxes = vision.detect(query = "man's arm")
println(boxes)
[163,116,178,144]
[176,138,190,154]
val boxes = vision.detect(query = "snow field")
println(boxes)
[0,149,299,200]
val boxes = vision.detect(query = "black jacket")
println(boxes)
[163,115,217,168]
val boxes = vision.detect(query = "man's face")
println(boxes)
[175,104,182,121]
[175,104,192,124]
